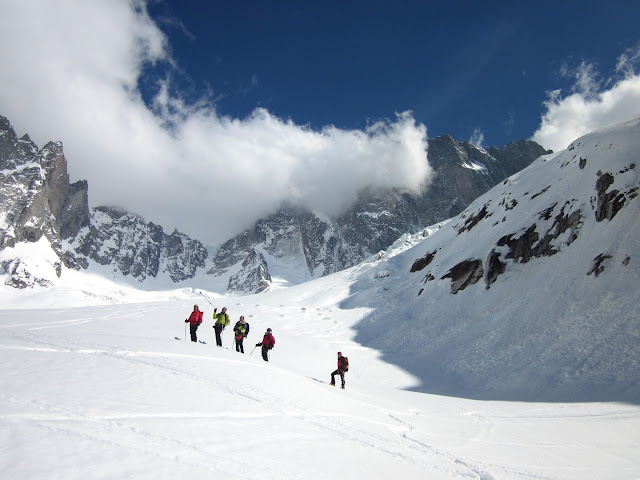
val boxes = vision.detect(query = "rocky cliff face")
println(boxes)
[0,115,206,287]
[209,135,549,293]
[69,206,208,283]
[0,118,87,252]
[0,116,90,286]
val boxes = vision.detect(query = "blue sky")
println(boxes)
[147,1,640,146]
[1,1,639,244]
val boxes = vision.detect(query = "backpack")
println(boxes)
[341,356,349,372]
[234,320,249,339]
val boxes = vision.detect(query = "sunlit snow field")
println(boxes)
[1,263,639,480]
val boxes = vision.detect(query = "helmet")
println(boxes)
[337,351,342,356]
[267,328,272,333]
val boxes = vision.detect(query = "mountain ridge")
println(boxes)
[0,113,546,291]
[209,134,548,292]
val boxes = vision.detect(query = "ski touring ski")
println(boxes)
[174,337,207,344]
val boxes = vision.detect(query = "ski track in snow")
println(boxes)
[0,328,637,480]
[0,320,505,479]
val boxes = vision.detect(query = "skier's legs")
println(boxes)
[214,324,223,346]
[340,371,345,388]
[330,369,338,385]
[190,324,198,342]
[238,339,244,353]
[261,345,269,361]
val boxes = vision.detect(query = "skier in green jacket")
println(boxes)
[233,316,249,353]
[212,307,230,347]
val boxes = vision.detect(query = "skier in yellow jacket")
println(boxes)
[212,307,230,347]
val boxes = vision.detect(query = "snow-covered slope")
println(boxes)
[1,264,639,479]
[350,117,640,402]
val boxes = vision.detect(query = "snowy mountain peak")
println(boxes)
[207,135,547,293]
[0,115,207,287]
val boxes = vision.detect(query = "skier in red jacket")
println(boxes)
[185,305,203,342]
[256,328,275,361]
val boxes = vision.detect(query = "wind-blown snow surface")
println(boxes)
[2,118,640,478]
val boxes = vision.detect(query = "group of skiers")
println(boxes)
[185,304,276,362]
[184,304,347,386]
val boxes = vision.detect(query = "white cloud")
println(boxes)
[533,46,640,152]
[0,0,431,245]
[616,46,640,77]
[469,128,485,148]
[504,110,516,135]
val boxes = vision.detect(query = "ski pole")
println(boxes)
[250,345,257,356]
[199,291,215,308]
[184,321,187,340]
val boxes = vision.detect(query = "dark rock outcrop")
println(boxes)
[441,259,484,294]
